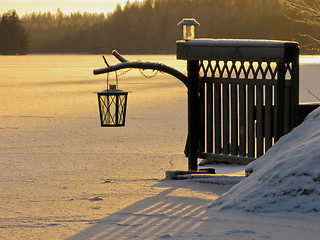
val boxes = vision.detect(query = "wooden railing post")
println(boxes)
[290,46,300,129]
[187,60,200,171]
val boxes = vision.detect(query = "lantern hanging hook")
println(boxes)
[102,55,119,89]
[102,55,110,67]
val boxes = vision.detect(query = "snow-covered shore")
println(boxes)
[210,108,320,218]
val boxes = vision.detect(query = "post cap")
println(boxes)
[178,18,200,26]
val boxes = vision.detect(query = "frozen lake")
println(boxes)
[0,55,189,239]
[1,55,320,239]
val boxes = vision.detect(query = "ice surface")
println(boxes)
[1,55,320,239]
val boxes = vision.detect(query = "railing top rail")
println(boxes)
[177,38,299,62]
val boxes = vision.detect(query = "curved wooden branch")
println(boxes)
[112,50,129,63]
[93,54,189,88]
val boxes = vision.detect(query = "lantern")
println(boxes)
[178,18,200,41]
[96,84,128,127]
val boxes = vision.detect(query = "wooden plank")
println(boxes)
[223,83,230,154]
[231,84,238,155]
[198,152,256,165]
[284,84,290,134]
[275,62,286,141]
[239,85,246,156]
[214,83,222,154]
[265,85,273,151]
[290,47,300,129]
[248,85,255,157]
[187,60,200,171]
[206,82,213,153]
[177,40,298,62]
[273,84,278,139]
[256,85,264,157]
[199,82,206,152]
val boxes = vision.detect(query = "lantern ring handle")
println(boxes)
[93,60,189,88]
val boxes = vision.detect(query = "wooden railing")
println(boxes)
[178,39,301,165]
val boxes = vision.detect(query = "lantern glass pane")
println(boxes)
[184,25,195,40]
[99,94,116,126]
[118,94,127,125]
[183,25,187,40]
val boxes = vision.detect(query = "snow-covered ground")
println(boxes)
[68,176,320,240]
[1,55,320,239]
[211,108,320,217]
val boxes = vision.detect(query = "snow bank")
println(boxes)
[210,107,320,215]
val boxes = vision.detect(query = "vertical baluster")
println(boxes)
[248,85,255,157]
[214,83,222,154]
[265,85,273,151]
[207,82,213,153]
[223,83,230,154]
[239,84,246,156]
[231,84,238,155]
[256,84,264,157]
[275,62,285,141]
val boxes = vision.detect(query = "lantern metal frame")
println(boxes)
[96,87,128,127]
[96,67,128,127]
[178,18,200,41]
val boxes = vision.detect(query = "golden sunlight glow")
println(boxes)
[0,0,144,16]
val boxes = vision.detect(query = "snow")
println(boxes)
[210,107,320,217]
[69,175,320,240]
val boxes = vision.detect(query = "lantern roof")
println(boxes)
[96,88,127,94]
[178,18,200,26]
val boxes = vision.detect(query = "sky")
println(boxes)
[0,0,144,16]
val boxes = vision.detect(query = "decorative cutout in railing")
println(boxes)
[199,60,294,80]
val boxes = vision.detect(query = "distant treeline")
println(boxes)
[2,0,319,54]
[0,10,29,54]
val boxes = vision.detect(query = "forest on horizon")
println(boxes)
[1,0,319,54]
